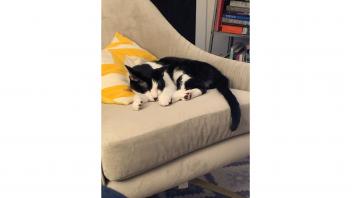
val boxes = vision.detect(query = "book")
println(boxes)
[245,49,250,62]
[222,22,248,27]
[222,17,250,26]
[238,53,243,61]
[223,14,250,21]
[223,11,249,17]
[230,1,250,8]
[229,42,244,60]
[232,42,245,53]
[226,5,249,14]
[229,47,235,60]
[221,24,249,35]
[228,41,249,62]
[214,0,225,31]
[237,44,250,62]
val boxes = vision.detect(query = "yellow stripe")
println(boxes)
[105,32,135,49]
[102,85,134,104]
[105,40,139,48]
[104,41,136,49]
[101,64,128,76]
[115,33,136,43]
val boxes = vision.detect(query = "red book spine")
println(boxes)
[214,0,225,31]
[221,25,244,35]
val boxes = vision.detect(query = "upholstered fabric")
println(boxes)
[107,134,249,198]
[102,1,250,197]
[102,32,158,104]
[102,0,250,91]
[102,89,249,181]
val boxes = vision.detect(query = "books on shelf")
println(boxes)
[213,0,250,34]
[222,17,250,26]
[230,0,250,8]
[212,0,250,62]
[223,13,249,21]
[221,0,250,35]
[229,42,250,63]
[221,25,248,35]
[225,5,249,14]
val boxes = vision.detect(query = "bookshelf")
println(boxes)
[209,0,250,63]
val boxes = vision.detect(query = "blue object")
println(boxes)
[102,186,127,198]
[223,14,250,21]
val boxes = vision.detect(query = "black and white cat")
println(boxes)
[125,62,166,110]
[126,57,241,130]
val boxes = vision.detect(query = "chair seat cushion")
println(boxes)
[102,89,250,181]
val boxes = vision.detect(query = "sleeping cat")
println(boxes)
[156,57,241,130]
[125,62,167,110]
[126,57,241,131]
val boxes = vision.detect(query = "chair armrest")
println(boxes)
[102,0,249,91]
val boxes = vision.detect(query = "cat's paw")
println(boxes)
[132,100,143,111]
[158,95,172,106]
[181,91,192,101]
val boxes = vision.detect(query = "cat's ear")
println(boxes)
[154,66,167,76]
[125,65,133,73]
[125,65,140,81]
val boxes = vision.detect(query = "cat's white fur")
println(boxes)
[158,72,177,106]
[132,91,154,111]
[146,61,162,69]
[131,62,163,110]
[160,70,201,105]
[169,70,202,102]
[131,62,201,110]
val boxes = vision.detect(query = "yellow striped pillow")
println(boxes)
[102,32,157,104]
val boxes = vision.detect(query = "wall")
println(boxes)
[151,0,196,44]
[195,0,229,56]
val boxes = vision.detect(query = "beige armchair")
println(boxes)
[102,0,250,197]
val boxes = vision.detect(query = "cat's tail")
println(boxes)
[216,78,241,131]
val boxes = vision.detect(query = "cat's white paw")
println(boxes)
[132,100,142,110]
[158,95,172,106]
[181,91,192,101]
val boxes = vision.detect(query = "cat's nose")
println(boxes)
[153,97,158,101]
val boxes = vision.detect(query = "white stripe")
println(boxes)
[124,56,148,66]
[146,62,162,69]
[111,36,119,43]
[113,96,134,105]
[173,69,184,81]
[180,74,191,89]
[102,73,129,89]
[101,50,114,64]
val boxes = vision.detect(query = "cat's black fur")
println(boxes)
[126,64,165,95]
[157,57,241,131]
[125,57,241,130]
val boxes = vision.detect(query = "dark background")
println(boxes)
[151,0,196,44]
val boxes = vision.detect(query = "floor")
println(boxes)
[150,156,250,198]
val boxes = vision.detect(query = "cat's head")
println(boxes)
[125,64,166,101]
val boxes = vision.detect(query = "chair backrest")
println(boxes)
[102,0,175,49]
[102,0,250,91]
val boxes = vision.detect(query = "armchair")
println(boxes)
[102,0,250,197]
